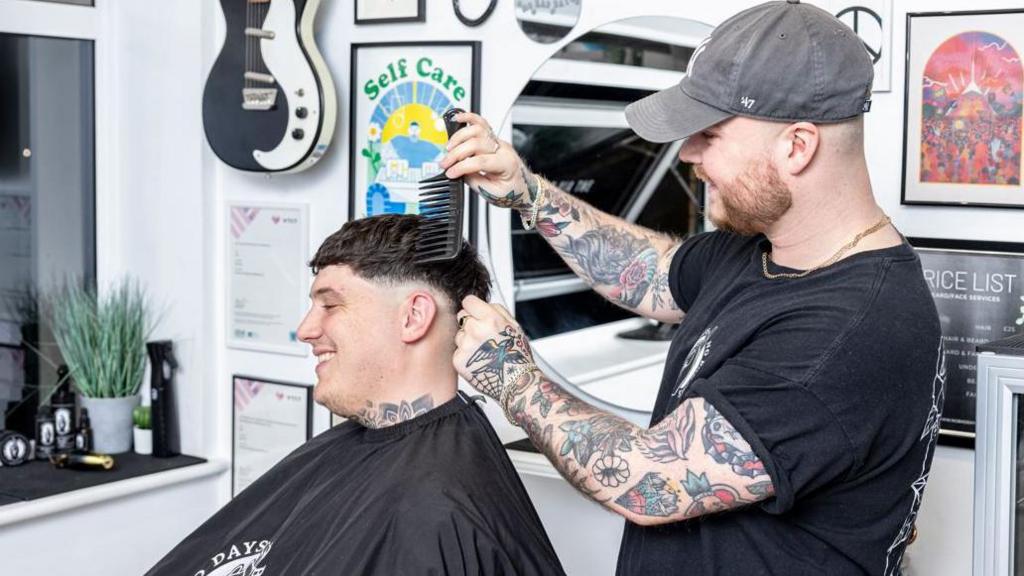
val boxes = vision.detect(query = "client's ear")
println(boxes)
[400,291,438,344]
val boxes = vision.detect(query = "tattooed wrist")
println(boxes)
[521,166,538,205]
[500,366,540,423]
[353,394,433,429]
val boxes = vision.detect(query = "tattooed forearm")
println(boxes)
[561,227,660,309]
[637,402,696,463]
[354,394,433,429]
[616,472,680,517]
[505,373,774,525]
[515,176,683,320]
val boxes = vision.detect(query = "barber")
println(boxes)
[444,1,943,574]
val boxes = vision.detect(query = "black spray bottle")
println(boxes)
[147,340,180,458]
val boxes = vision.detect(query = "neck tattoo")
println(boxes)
[761,215,892,280]
[354,394,434,429]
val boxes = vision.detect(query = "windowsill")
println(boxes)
[0,454,227,527]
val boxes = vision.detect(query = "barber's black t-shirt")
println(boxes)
[146,393,565,576]
[617,232,944,576]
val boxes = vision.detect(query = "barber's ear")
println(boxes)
[777,122,818,176]
[400,291,437,344]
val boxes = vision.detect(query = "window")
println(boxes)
[0,32,95,433]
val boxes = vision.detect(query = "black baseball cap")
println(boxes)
[625,0,874,143]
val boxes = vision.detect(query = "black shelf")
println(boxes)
[0,452,205,505]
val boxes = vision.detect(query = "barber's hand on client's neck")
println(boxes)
[453,296,539,416]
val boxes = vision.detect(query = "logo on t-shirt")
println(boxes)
[189,539,273,576]
[671,326,718,400]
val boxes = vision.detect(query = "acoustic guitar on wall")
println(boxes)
[203,0,336,173]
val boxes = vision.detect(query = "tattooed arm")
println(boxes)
[441,112,685,324]
[522,177,684,323]
[454,298,774,526]
[507,371,774,526]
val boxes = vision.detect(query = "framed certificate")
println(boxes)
[232,376,313,496]
[910,237,1024,447]
[226,202,309,356]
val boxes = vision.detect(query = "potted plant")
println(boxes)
[49,278,154,454]
[132,405,152,455]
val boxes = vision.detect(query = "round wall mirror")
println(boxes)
[515,0,582,44]
[498,15,713,425]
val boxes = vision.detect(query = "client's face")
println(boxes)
[297,265,400,415]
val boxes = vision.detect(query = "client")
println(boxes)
[146,214,565,576]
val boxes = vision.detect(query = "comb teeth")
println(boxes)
[414,108,469,264]
[415,172,464,264]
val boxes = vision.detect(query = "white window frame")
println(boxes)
[974,352,1024,576]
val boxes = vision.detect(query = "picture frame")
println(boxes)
[901,10,1024,208]
[225,202,309,357]
[348,41,480,241]
[232,375,313,496]
[355,0,425,25]
[908,237,1024,448]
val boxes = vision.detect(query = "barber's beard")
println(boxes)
[696,159,792,236]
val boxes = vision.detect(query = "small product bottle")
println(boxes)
[53,367,76,453]
[35,406,56,460]
[74,408,93,453]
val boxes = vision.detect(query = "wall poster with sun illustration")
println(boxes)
[902,10,1024,208]
[349,42,480,221]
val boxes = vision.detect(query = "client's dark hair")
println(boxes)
[309,214,490,311]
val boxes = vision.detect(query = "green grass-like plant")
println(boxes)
[49,278,152,398]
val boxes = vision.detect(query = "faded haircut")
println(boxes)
[309,214,490,312]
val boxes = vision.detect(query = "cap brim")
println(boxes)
[625,83,732,143]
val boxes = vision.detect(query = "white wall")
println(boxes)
[2,0,1020,574]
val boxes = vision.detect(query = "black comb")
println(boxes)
[415,108,467,263]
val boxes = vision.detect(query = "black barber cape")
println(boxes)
[618,231,943,576]
[146,392,565,576]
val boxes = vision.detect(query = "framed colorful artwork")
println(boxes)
[349,42,480,226]
[901,10,1024,208]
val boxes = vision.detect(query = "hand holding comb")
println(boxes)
[415,108,467,263]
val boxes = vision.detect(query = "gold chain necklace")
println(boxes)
[761,215,891,280]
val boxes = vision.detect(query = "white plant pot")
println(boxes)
[133,427,152,455]
[80,395,140,454]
